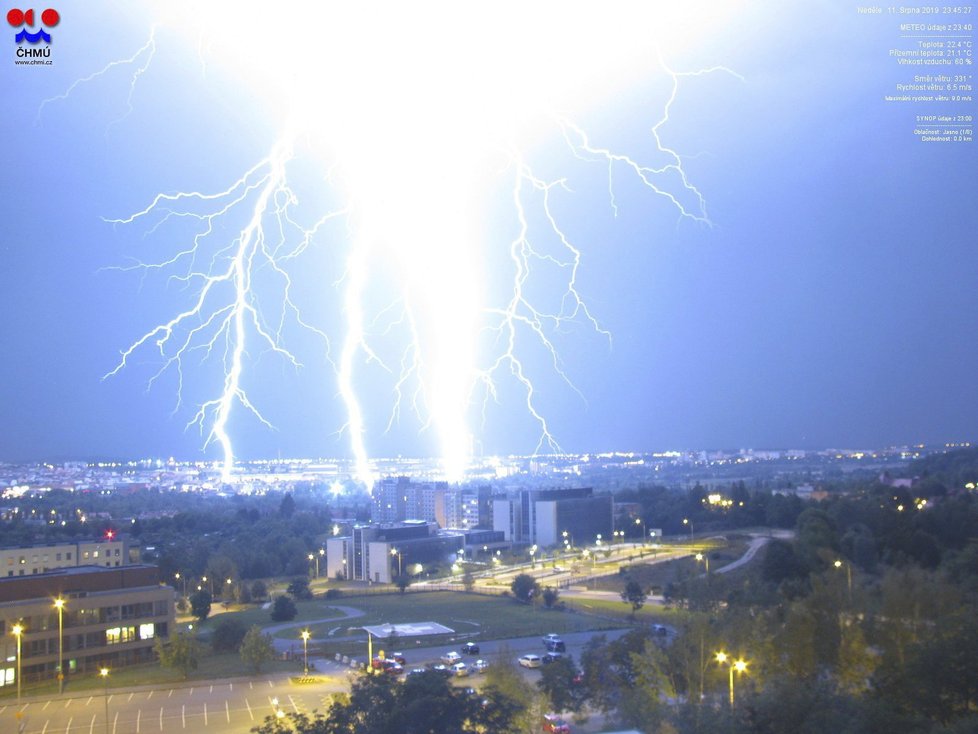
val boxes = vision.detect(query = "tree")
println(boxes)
[287,577,313,600]
[251,579,268,601]
[510,573,539,603]
[541,586,560,609]
[240,625,276,674]
[462,567,475,592]
[249,669,523,734]
[211,616,247,652]
[279,493,296,518]
[537,655,581,713]
[189,589,212,621]
[154,632,202,679]
[620,579,646,617]
[394,574,411,594]
[270,594,298,622]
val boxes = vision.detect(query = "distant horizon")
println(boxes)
[3,439,971,468]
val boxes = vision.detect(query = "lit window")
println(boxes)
[106,627,121,644]
[139,624,154,640]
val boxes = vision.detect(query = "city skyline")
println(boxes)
[2,2,976,469]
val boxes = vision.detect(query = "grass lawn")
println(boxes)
[194,599,347,637]
[561,596,684,624]
[290,591,623,657]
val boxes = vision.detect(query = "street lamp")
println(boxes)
[683,518,693,543]
[562,530,573,549]
[11,622,23,705]
[300,629,310,674]
[174,572,187,598]
[54,598,65,693]
[390,548,402,577]
[695,552,710,575]
[715,652,747,706]
[834,559,853,602]
[529,545,537,567]
[100,667,110,734]
[635,517,646,544]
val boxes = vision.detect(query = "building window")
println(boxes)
[0,667,13,687]
[82,552,89,560]
[139,624,154,640]
[106,627,136,645]
[66,552,72,561]
[56,553,62,561]
[93,551,99,559]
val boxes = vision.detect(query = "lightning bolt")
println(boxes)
[102,132,343,483]
[43,6,742,487]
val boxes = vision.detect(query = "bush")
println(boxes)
[324,588,343,600]
[211,617,247,652]
[270,594,298,622]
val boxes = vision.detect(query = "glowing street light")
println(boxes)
[529,544,538,567]
[683,518,693,543]
[54,598,66,693]
[100,667,110,734]
[390,547,402,577]
[635,517,646,544]
[695,552,710,575]
[11,622,23,705]
[300,629,311,674]
[715,652,748,706]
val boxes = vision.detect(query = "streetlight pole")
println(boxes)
[390,548,402,577]
[54,598,65,693]
[834,559,852,603]
[715,652,747,707]
[300,630,310,674]
[683,518,693,543]
[12,623,23,706]
[636,517,646,544]
[696,552,710,575]
[100,667,110,734]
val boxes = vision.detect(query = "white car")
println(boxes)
[471,659,489,674]
[441,651,462,665]
[518,654,542,668]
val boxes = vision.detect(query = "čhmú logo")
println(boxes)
[7,7,59,43]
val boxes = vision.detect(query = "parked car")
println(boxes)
[542,652,563,664]
[542,633,561,644]
[450,661,469,677]
[383,661,404,676]
[519,654,542,668]
[471,659,489,674]
[441,651,462,665]
[542,714,571,733]
[545,639,566,653]
[652,624,668,636]
[461,642,480,655]
[390,651,407,664]
[427,663,452,677]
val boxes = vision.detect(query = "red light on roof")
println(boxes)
[105,530,115,540]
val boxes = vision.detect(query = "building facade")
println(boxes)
[326,521,464,584]
[492,487,613,548]
[0,565,174,688]
[0,537,134,578]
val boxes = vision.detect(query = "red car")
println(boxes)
[542,714,571,733]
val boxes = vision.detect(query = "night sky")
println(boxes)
[2,2,976,465]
